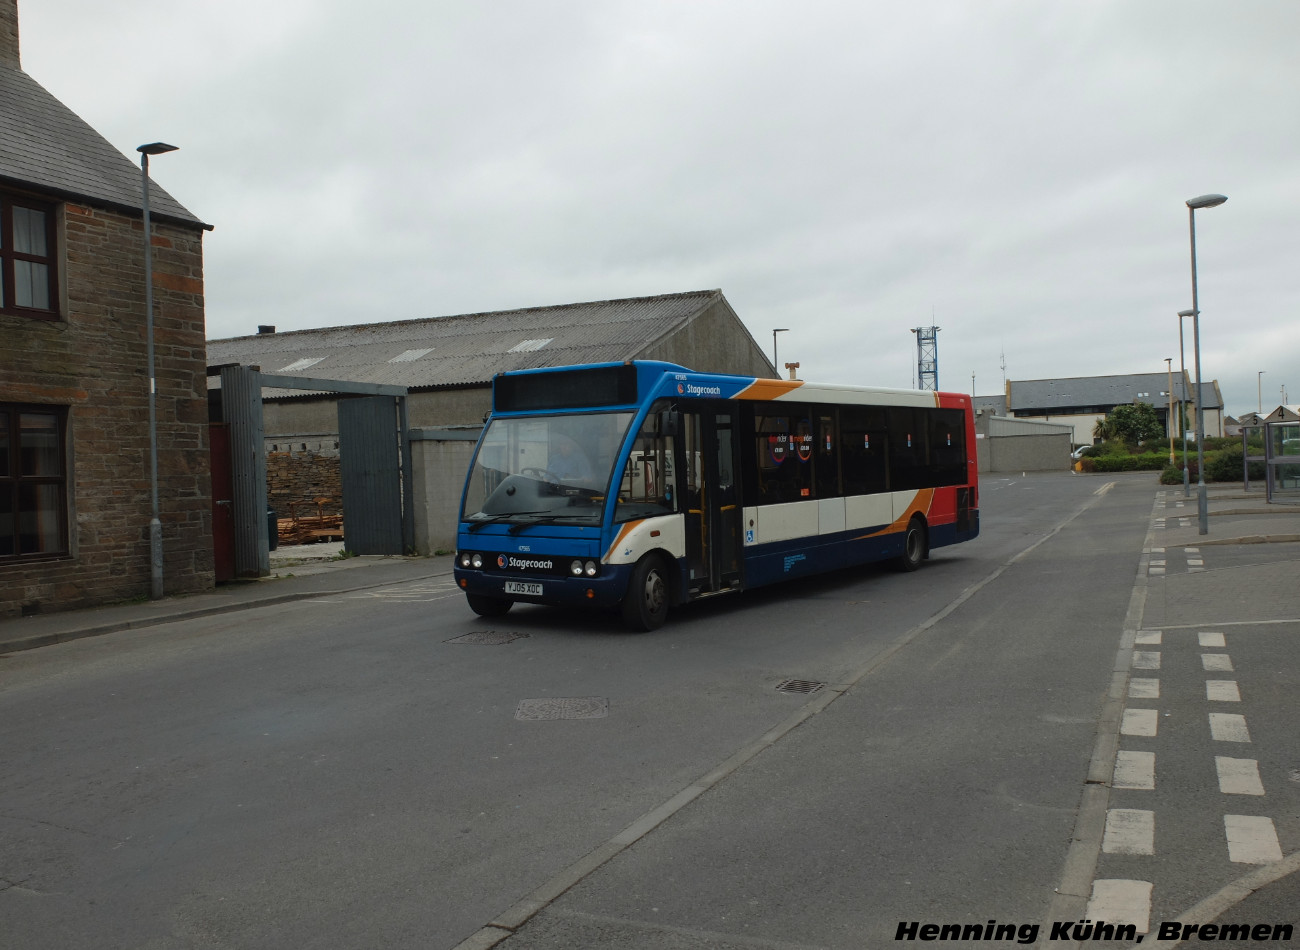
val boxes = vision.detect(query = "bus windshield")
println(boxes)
[462,411,635,526]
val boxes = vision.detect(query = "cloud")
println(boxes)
[19,0,1300,412]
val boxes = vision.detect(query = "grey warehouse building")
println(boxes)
[207,289,778,552]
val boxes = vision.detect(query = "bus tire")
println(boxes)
[896,516,927,572]
[621,555,670,632]
[467,593,514,617]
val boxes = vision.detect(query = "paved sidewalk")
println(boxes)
[0,547,457,654]
[1159,484,1300,547]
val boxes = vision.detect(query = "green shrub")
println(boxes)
[1203,449,1266,483]
[1090,453,1168,473]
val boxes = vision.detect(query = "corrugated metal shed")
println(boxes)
[0,63,207,228]
[987,415,1073,438]
[207,289,743,399]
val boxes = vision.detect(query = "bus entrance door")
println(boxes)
[682,407,743,597]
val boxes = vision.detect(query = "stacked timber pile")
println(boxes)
[277,497,344,546]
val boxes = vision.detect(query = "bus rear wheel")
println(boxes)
[467,593,514,617]
[621,555,670,632]
[896,516,927,572]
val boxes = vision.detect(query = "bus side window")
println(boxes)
[615,410,677,522]
[816,412,839,498]
[841,406,887,495]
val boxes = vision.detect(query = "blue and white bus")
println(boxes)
[454,361,979,630]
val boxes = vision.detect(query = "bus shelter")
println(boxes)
[1265,420,1300,503]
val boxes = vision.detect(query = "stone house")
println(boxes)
[0,0,214,617]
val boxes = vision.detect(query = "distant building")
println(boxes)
[1000,373,1224,446]
[1,0,214,617]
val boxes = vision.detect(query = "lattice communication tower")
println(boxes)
[912,326,940,391]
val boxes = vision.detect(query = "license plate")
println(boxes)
[505,581,543,596]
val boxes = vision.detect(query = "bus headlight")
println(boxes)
[459,552,472,568]
[584,560,599,577]
[570,559,584,576]
[471,553,483,569]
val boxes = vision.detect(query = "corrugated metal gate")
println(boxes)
[338,396,404,555]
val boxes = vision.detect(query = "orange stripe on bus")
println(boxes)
[734,379,805,400]
[604,520,643,562]
[858,489,935,539]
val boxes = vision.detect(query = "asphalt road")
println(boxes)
[3,472,1289,949]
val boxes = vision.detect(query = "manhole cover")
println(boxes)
[776,679,825,695]
[515,697,609,721]
[446,630,530,645]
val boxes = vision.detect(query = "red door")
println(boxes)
[209,423,235,583]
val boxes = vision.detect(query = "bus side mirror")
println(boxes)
[658,410,680,437]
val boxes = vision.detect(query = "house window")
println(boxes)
[0,405,69,558]
[1,193,58,319]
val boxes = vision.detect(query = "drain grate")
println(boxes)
[446,630,530,645]
[775,678,826,695]
[515,697,609,721]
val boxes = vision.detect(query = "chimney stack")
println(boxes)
[1,0,20,70]
[257,325,276,335]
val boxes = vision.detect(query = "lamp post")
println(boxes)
[1258,371,1265,414]
[1185,193,1227,536]
[1178,309,1194,496]
[1165,358,1175,464]
[772,328,788,376]
[138,142,178,600]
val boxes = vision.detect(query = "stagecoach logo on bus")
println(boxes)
[676,381,722,397]
[496,555,555,572]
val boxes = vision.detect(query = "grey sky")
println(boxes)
[21,0,1300,414]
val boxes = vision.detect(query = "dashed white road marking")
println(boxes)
[1085,880,1153,935]
[1215,757,1265,796]
[1128,678,1160,700]
[1103,809,1155,855]
[1113,751,1156,790]
[1184,547,1200,554]
[1121,709,1159,737]
[1134,631,1162,645]
[1198,632,1226,647]
[1201,653,1234,671]
[1224,815,1283,864]
[1132,651,1161,670]
[1209,713,1251,743]
[1206,680,1241,702]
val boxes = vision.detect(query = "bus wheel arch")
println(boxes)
[621,553,672,632]
[896,515,928,572]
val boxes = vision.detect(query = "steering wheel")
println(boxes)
[521,467,561,484]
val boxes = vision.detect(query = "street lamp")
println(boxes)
[138,141,179,599]
[1178,309,1194,496]
[772,328,789,376]
[1258,370,1265,415]
[1185,193,1227,536]
[1165,358,1175,465]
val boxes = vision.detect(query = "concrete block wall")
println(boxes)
[410,429,480,554]
[1,203,213,618]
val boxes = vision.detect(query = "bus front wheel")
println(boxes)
[467,593,514,617]
[896,516,927,572]
[621,555,670,632]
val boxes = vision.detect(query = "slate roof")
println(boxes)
[0,63,207,228]
[207,290,746,399]
[1010,373,1223,412]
